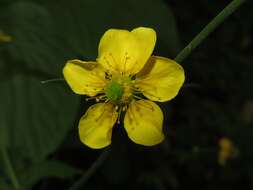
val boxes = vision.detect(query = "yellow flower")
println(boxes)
[218,137,236,166]
[63,27,185,149]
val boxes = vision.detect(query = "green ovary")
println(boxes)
[105,81,124,101]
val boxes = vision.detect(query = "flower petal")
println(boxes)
[63,59,107,96]
[135,56,185,102]
[78,103,118,149]
[98,27,156,75]
[124,100,164,146]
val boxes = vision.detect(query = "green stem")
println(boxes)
[68,148,111,190]
[174,0,247,63]
[1,148,20,189]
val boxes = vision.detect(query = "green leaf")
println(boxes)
[0,2,80,162]
[42,0,181,58]
[0,74,80,161]
[20,160,82,190]
[0,177,12,190]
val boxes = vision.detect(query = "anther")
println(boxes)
[103,56,114,69]
[122,105,128,112]
[123,52,130,75]
[116,106,123,124]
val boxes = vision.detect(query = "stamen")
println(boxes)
[96,95,107,102]
[85,96,97,101]
[105,72,112,80]
[131,86,142,93]
[85,83,106,89]
[116,106,123,124]
[133,95,143,100]
[132,86,161,101]
[122,105,128,112]
[123,52,130,75]
[103,55,115,71]
[132,91,143,95]
[108,53,120,71]
[141,91,162,101]
[115,105,119,111]
[85,94,106,102]
[90,70,107,82]
[134,82,156,91]
[135,70,167,81]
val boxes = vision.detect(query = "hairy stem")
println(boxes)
[174,0,247,63]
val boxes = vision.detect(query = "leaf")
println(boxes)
[20,160,82,190]
[7,2,76,74]
[42,0,181,58]
[0,2,80,162]
[0,177,12,190]
[0,74,80,161]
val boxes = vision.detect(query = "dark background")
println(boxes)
[0,0,253,189]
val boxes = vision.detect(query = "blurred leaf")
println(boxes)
[7,1,75,75]
[20,160,82,189]
[0,177,12,190]
[0,74,80,161]
[42,0,181,58]
[0,2,80,162]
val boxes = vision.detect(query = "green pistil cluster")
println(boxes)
[105,76,133,103]
[105,80,123,101]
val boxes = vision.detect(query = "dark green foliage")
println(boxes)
[0,0,252,189]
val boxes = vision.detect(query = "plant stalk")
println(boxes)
[174,0,247,63]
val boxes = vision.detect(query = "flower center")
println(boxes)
[105,76,133,103]
[105,80,123,101]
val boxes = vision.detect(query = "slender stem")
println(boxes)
[68,148,111,190]
[174,0,247,63]
[40,78,64,84]
[1,148,20,189]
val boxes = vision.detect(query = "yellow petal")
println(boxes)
[135,56,185,102]
[78,103,118,149]
[63,59,107,96]
[124,100,164,146]
[97,27,156,75]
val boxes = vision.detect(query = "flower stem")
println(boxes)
[68,148,111,190]
[174,0,247,63]
[1,148,20,189]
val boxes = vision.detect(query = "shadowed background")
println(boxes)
[0,0,252,189]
